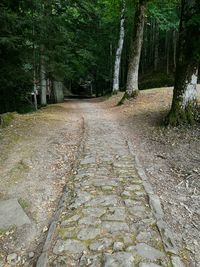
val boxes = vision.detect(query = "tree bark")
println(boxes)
[154,22,159,72]
[32,6,37,111]
[53,81,64,103]
[113,1,125,94]
[165,31,170,75]
[33,70,38,111]
[166,0,200,126]
[173,30,177,71]
[123,0,147,100]
[40,46,47,106]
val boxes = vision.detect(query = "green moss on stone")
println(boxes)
[0,112,15,128]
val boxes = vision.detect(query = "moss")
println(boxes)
[0,112,15,128]
[165,104,198,126]
[58,227,77,239]
[180,248,190,261]
[0,228,7,236]
[18,198,29,209]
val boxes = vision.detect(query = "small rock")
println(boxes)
[122,191,132,197]
[149,195,164,219]
[139,263,162,267]
[43,226,48,232]
[28,252,34,258]
[82,207,106,217]
[102,221,129,233]
[53,239,87,255]
[90,238,112,251]
[102,207,126,222]
[103,252,135,267]
[78,216,101,226]
[61,214,80,226]
[113,242,124,252]
[77,227,101,240]
[171,256,185,267]
[80,254,102,267]
[123,234,133,245]
[136,231,152,243]
[87,195,119,207]
[7,253,18,262]
[135,243,164,260]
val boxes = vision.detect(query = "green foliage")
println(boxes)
[0,0,197,111]
[147,0,180,31]
[139,72,174,90]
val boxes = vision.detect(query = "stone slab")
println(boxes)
[0,199,31,229]
[103,252,135,267]
[53,239,87,255]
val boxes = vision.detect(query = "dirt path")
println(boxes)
[36,100,185,267]
[0,101,84,266]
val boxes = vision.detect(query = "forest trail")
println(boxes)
[37,99,185,267]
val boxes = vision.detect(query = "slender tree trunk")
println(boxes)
[40,46,47,106]
[166,0,200,126]
[113,1,125,94]
[173,30,177,71]
[122,0,147,102]
[151,18,155,66]
[33,70,38,110]
[32,7,37,111]
[110,42,113,91]
[166,31,170,75]
[53,81,64,103]
[154,22,159,71]
[142,22,148,74]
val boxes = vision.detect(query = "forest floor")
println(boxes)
[0,87,199,267]
[0,102,84,266]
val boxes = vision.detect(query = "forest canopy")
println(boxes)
[0,0,199,125]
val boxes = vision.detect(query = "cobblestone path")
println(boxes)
[37,102,184,267]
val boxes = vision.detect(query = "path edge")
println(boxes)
[36,117,86,267]
[127,140,185,267]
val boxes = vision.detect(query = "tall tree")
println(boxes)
[119,0,148,104]
[113,0,125,94]
[166,0,200,125]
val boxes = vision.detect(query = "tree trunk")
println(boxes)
[32,8,37,111]
[110,42,113,91]
[166,0,200,126]
[113,1,125,94]
[53,81,64,103]
[33,70,38,111]
[40,46,47,106]
[173,30,177,71]
[165,31,170,75]
[124,0,146,100]
[154,22,159,72]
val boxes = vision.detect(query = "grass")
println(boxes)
[0,112,15,128]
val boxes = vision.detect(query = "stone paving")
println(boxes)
[37,104,184,267]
